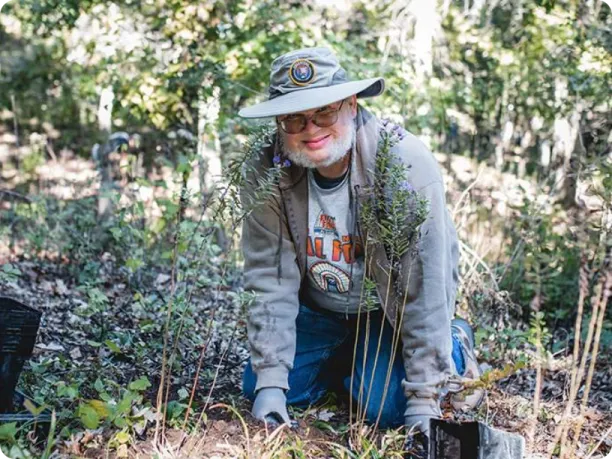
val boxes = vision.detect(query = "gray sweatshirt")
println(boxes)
[240,107,460,419]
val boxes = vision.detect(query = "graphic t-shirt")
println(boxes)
[304,169,365,314]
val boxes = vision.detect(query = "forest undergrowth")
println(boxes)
[0,128,610,459]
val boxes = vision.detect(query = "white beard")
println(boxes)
[281,121,355,169]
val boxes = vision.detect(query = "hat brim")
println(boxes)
[238,77,384,119]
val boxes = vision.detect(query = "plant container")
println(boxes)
[0,297,42,413]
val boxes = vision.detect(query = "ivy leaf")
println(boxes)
[114,416,127,428]
[78,404,100,430]
[0,422,17,441]
[1,264,21,281]
[129,377,151,392]
[88,399,111,418]
[115,430,131,444]
[24,398,47,416]
[105,340,121,354]
[115,392,136,415]
[94,378,105,393]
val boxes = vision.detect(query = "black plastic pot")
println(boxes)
[0,297,42,413]
[430,419,480,458]
[429,419,525,459]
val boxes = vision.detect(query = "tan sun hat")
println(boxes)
[238,47,384,119]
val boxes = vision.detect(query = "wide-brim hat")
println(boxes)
[239,47,384,119]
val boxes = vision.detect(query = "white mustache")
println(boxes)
[281,122,356,169]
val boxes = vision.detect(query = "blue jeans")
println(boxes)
[243,304,465,428]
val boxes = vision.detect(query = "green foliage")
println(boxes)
[0,263,21,283]
[475,311,552,367]
[360,277,381,313]
[361,128,429,266]
[224,123,283,222]
[1,185,251,453]
[528,311,551,350]
[74,376,153,431]
[499,195,581,320]
[476,324,530,365]
[6,196,105,268]
[0,423,17,442]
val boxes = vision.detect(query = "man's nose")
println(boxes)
[303,117,319,134]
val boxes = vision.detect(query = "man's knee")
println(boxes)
[346,375,404,429]
[362,400,403,429]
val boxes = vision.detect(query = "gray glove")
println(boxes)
[252,387,291,426]
[405,415,432,459]
[405,414,433,436]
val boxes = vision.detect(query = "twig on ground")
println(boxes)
[0,189,32,203]
[585,425,612,459]
[46,140,58,162]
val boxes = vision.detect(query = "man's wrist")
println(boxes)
[404,397,441,418]
[254,367,290,392]
[256,386,286,394]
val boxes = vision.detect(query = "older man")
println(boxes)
[238,47,483,443]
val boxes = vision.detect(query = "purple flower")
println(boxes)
[273,155,281,165]
[283,159,292,168]
[399,181,414,192]
[399,180,414,193]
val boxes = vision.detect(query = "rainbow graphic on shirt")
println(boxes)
[307,212,363,294]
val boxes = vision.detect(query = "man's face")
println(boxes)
[278,96,357,169]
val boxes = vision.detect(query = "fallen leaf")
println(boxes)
[55,279,68,296]
[155,273,171,285]
[41,281,54,293]
[317,409,335,421]
[88,400,110,418]
[115,431,130,445]
[24,269,38,281]
[70,347,82,359]
[37,342,65,352]
[116,443,128,458]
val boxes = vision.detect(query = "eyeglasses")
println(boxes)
[277,100,345,134]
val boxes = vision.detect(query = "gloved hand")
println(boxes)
[405,414,433,437]
[252,387,291,426]
[404,415,432,459]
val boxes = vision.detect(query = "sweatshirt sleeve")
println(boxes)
[399,179,460,418]
[240,165,302,392]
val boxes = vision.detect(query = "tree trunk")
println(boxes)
[551,77,582,206]
[562,110,584,207]
[97,86,114,220]
[411,0,438,84]
[196,84,222,203]
[516,124,532,179]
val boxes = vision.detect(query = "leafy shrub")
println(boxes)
[499,197,580,324]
